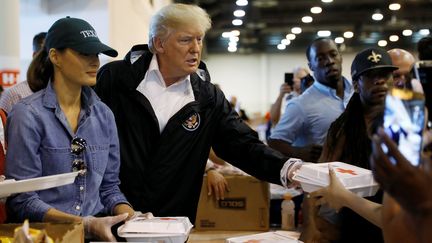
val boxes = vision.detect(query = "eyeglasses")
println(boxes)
[71,137,87,175]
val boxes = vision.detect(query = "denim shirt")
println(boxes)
[5,81,129,222]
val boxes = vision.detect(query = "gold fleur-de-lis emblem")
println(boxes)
[368,51,382,63]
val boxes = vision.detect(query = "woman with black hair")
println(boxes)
[5,17,134,241]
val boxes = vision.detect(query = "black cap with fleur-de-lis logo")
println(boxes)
[351,47,398,80]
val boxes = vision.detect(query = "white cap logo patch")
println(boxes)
[182,112,200,131]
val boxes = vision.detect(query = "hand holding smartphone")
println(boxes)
[414,60,432,124]
[382,88,425,166]
[284,72,294,86]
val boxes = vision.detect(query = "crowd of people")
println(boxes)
[0,3,431,243]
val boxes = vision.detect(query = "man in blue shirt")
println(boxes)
[268,38,353,162]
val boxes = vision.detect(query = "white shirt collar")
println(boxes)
[147,55,191,88]
[137,55,195,133]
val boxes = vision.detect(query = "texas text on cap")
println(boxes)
[44,17,118,57]
[351,47,398,80]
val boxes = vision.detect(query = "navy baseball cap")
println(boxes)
[44,17,118,57]
[351,47,398,80]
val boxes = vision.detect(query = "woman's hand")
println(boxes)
[83,213,128,242]
[310,165,351,212]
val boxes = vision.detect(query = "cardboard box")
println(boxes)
[0,222,83,243]
[195,175,270,231]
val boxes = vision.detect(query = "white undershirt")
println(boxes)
[136,55,195,133]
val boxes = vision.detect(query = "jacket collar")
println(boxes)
[123,44,214,105]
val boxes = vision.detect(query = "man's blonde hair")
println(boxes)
[148,3,212,53]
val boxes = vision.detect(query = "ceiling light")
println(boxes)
[232,19,243,26]
[343,31,354,38]
[233,10,245,17]
[231,30,240,36]
[236,0,248,6]
[228,42,237,47]
[378,40,388,47]
[286,33,296,40]
[402,29,413,36]
[302,16,313,23]
[228,46,237,52]
[310,7,322,14]
[317,30,331,37]
[229,36,239,42]
[335,37,344,44]
[389,35,399,42]
[277,44,286,50]
[291,27,302,34]
[281,39,291,45]
[321,0,333,2]
[389,3,401,11]
[222,32,231,38]
[372,11,384,21]
[419,29,430,36]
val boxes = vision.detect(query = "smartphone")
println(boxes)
[284,73,294,86]
[382,88,425,166]
[414,60,432,124]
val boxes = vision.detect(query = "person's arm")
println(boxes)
[43,208,81,223]
[209,147,226,166]
[310,165,383,228]
[5,103,54,222]
[268,101,322,162]
[211,90,288,185]
[99,109,133,215]
[268,139,322,162]
[113,203,135,218]
[269,83,292,125]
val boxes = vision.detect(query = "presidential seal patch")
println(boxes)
[182,112,200,131]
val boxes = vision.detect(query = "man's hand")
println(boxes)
[279,83,293,96]
[83,213,128,241]
[207,169,229,200]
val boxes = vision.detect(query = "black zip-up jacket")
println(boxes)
[95,45,288,222]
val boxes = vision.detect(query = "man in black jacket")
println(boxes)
[95,3,301,223]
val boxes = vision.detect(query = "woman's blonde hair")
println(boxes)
[148,3,211,53]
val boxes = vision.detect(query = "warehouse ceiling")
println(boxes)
[174,0,432,54]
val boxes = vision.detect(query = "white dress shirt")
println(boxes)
[136,55,195,133]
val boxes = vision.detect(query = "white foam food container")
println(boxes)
[292,173,379,197]
[118,216,193,243]
[226,231,303,243]
[293,162,379,197]
[296,162,377,187]
[0,171,80,198]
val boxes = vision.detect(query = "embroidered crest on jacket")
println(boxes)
[182,112,200,131]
